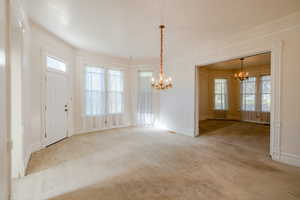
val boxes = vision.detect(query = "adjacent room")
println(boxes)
[1,0,300,200]
[197,53,271,155]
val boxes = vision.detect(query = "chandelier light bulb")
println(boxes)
[234,58,249,81]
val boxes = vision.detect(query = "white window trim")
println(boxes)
[107,69,124,115]
[213,78,228,111]
[46,55,67,74]
[241,77,257,112]
[84,65,125,117]
[260,74,271,113]
[85,66,106,116]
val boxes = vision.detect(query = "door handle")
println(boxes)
[65,109,68,112]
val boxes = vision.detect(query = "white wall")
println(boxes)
[9,0,35,178]
[10,15,24,178]
[20,10,32,176]
[0,0,9,198]
[198,68,209,121]
[160,12,300,165]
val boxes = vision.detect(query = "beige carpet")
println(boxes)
[13,121,300,200]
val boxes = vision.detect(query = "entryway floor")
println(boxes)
[13,125,300,200]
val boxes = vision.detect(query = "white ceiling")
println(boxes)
[203,53,271,70]
[23,0,300,59]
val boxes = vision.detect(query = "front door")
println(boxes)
[45,72,68,146]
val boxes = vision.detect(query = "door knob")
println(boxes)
[65,109,68,112]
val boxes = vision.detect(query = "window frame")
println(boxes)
[107,69,124,114]
[137,71,154,123]
[240,76,257,112]
[85,66,106,116]
[260,74,271,113]
[46,55,67,73]
[213,78,228,111]
[84,66,125,116]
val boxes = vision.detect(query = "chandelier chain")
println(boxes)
[160,25,164,74]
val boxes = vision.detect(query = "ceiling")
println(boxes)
[203,53,271,70]
[23,0,300,59]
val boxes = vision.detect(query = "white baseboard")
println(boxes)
[279,152,300,167]
[167,127,194,137]
[75,124,132,135]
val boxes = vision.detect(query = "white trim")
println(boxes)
[0,0,11,199]
[194,40,282,161]
[75,124,131,135]
[46,55,68,74]
[278,153,300,167]
[167,128,194,137]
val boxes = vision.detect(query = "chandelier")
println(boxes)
[151,25,173,90]
[234,58,249,81]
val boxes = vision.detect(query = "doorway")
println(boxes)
[196,52,273,156]
[44,56,68,146]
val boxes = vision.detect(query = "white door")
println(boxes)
[45,72,68,146]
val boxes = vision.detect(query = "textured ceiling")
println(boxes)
[203,53,271,70]
[23,0,300,58]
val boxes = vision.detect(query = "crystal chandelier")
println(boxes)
[151,25,173,90]
[234,58,249,81]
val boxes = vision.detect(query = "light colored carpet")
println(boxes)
[13,121,300,200]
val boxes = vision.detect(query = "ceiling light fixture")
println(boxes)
[234,58,249,81]
[151,25,173,90]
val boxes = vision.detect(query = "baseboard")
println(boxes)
[279,152,300,167]
[75,124,132,135]
[167,127,194,137]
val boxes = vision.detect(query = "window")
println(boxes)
[214,79,228,110]
[107,70,124,114]
[85,67,124,116]
[47,56,66,72]
[137,71,154,126]
[260,75,271,112]
[85,67,106,116]
[241,77,256,111]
